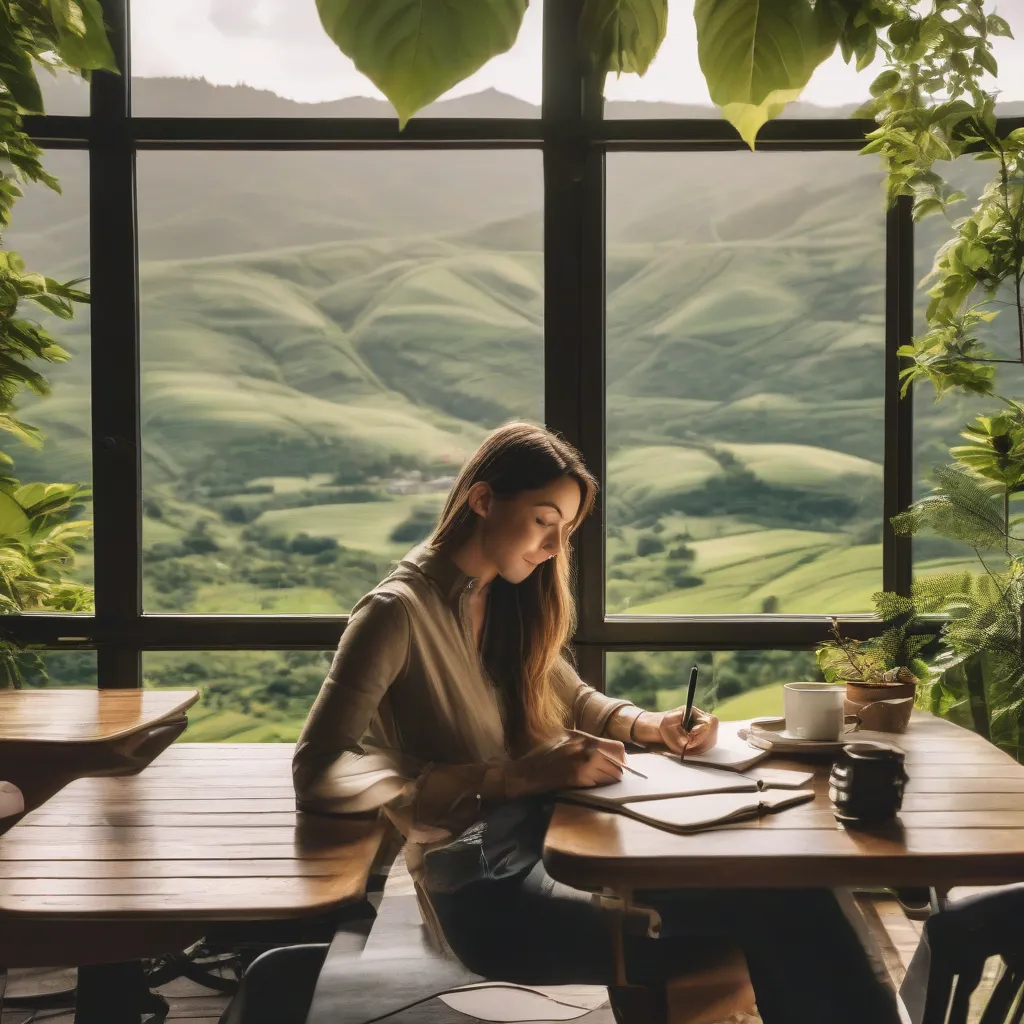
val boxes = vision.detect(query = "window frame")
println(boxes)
[11,0,1021,690]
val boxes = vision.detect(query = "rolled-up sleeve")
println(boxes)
[293,592,417,814]
[551,656,642,738]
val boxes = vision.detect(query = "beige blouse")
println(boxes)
[293,543,641,876]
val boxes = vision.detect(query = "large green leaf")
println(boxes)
[0,490,30,541]
[694,0,838,148]
[0,15,43,112]
[316,0,529,127]
[580,0,668,77]
[49,0,118,72]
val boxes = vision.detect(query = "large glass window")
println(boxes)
[130,0,543,118]
[137,150,543,613]
[17,0,1023,732]
[605,151,886,615]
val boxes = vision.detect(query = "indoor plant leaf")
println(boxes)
[49,0,118,72]
[0,489,31,541]
[694,0,838,148]
[580,0,668,77]
[316,0,529,127]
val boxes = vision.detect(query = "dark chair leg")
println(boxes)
[75,962,168,1024]
[948,960,984,1024]
[1,964,7,1015]
[1009,981,1024,1024]
[978,964,1021,1024]
[900,932,955,1024]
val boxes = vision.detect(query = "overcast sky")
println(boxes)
[130,0,1024,110]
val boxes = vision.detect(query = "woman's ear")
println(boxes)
[467,481,493,518]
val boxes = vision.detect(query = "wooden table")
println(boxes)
[0,742,390,1022]
[544,713,1024,894]
[0,689,200,836]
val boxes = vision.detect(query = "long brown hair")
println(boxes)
[430,422,597,747]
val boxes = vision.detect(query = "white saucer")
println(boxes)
[743,716,859,755]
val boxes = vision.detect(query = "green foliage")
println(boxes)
[894,464,1010,551]
[859,1,1003,204]
[898,310,998,399]
[579,0,667,77]
[694,0,840,148]
[0,0,116,684]
[952,409,1024,492]
[0,481,92,614]
[891,403,1024,755]
[388,504,437,544]
[315,0,529,127]
[816,593,935,685]
[0,250,87,449]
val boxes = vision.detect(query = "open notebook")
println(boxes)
[556,752,813,810]
[669,720,770,772]
[616,789,815,834]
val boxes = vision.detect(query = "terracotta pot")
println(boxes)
[845,680,916,733]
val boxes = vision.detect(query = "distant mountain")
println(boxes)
[38,73,1024,122]
[2,79,1016,518]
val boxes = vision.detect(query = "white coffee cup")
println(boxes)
[784,682,847,741]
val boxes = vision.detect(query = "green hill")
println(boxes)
[3,81,1015,628]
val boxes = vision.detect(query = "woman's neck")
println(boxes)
[446,534,498,590]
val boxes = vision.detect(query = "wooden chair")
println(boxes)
[900,884,1024,1024]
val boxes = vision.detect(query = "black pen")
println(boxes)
[680,665,699,762]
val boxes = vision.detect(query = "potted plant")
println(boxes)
[815,595,936,732]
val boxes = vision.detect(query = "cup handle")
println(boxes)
[843,714,861,734]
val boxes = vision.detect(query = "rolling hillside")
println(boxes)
[6,80,1019,734]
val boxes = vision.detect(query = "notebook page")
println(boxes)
[619,788,815,833]
[557,753,757,807]
[672,720,769,772]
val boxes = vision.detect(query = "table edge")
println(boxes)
[0,689,200,745]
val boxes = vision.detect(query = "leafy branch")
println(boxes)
[0,0,118,684]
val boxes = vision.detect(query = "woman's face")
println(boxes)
[470,475,583,584]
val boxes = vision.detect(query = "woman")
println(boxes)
[294,422,900,1024]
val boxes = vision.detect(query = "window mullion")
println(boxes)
[883,195,915,597]
[92,0,141,687]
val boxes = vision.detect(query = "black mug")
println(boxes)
[828,741,908,823]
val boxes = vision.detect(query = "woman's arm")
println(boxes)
[293,591,414,813]
[551,656,719,755]
[551,656,641,736]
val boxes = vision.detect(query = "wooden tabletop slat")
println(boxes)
[0,892,372,915]
[0,859,346,879]
[544,713,1024,892]
[0,742,388,927]
[0,690,199,743]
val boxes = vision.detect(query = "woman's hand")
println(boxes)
[505,732,625,798]
[633,706,719,756]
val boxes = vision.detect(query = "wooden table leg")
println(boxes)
[74,962,168,1024]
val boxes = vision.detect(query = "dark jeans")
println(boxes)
[429,861,900,1024]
